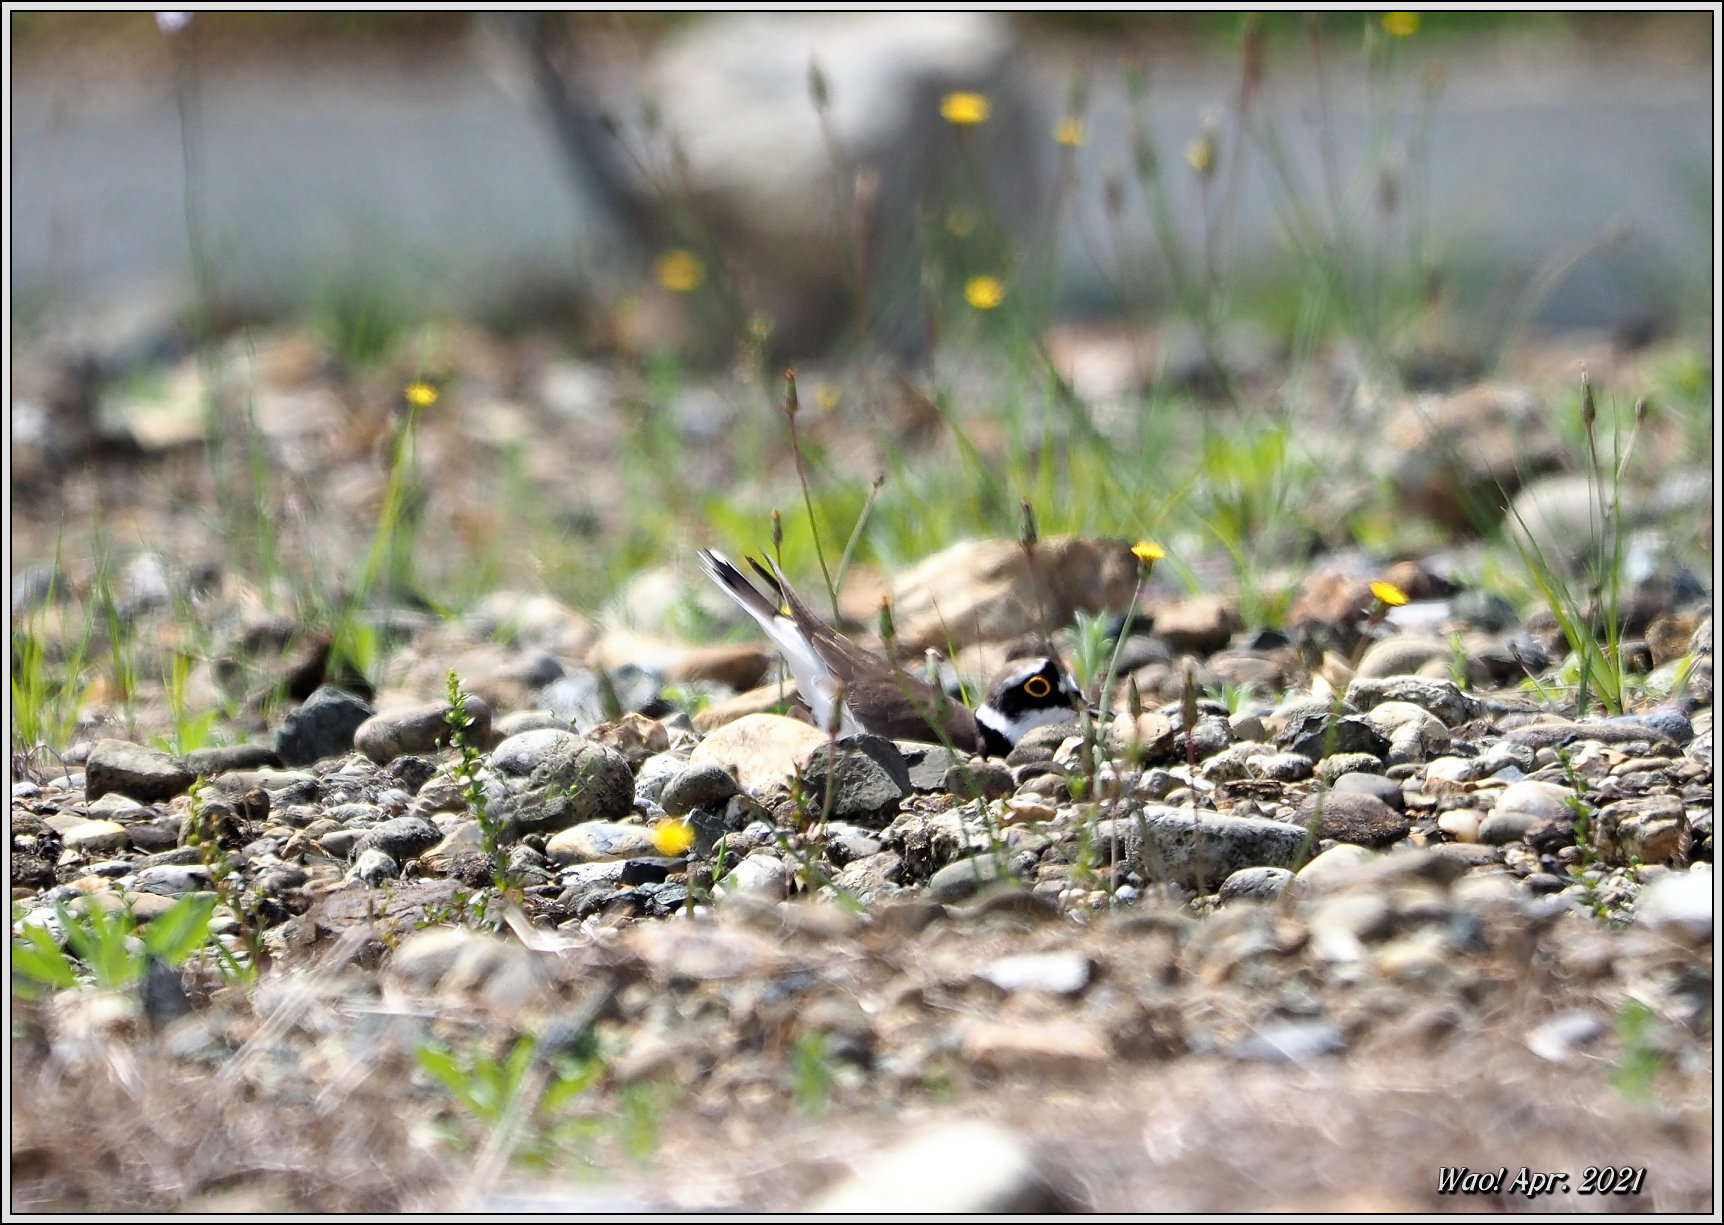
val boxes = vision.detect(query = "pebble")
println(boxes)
[1295,844,1379,890]
[634,752,692,806]
[1229,1018,1345,1063]
[801,741,907,823]
[657,760,739,817]
[275,685,375,767]
[715,851,792,900]
[927,853,1012,903]
[688,714,828,795]
[487,731,636,838]
[807,1121,1066,1213]
[1634,866,1711,939]
[61,820,130,855]
[1251,752,1314,782]
[84,739,197,803]
[1524,1010,1606,1063]
[960,1017,1112,1072]
[129,864,211,896]
[1098,808,1313,891]
[545,821,660,865]
[1315,752,1387,785]
[349,847,400,885]
[1594,794,1688,864]
[350,816,444,864]
[1436,809,1482,842]
[1217,866,1294,901]
[1299,791,1409,849]
[1329,771,1406,811]
[975,951,1091,995]
[354,698,491,765]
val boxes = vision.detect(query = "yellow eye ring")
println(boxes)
[1024,676,1052,698]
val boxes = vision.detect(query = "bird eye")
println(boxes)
[1024,676,1052,698]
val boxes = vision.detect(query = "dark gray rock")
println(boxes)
[129,864,212,895]
[1279,711,1391,760]
[821,822,885,866]
[489,730,637,839]
[835,733,912,792]
[1316,752,1389,786]
[352,816,444,864]
[928,852,1012,903]
[1477,809,1538,845]
[633,751,688,804]
[904,747,958,792]
[181,743,282,776]
[275,686,375,767]
[1330,771,1406,811]
[945,758,1014,800]
[1217,865,1295,901]
[1449,589,1521,632]
[1505,720,1677,751]
[1299,791,1410,848]
[1097,806,1315,891]
[660,761,740,818]
[317,828,367,860]
[85,739,196,803]
[803,741,907,824]
[1345,676,1486,727]
[354,697,492,765]
[1004,723,1074,767]
[832,850,907,899]
[1608,708,1694,746]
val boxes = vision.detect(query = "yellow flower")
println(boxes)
[1055,116,1086,147]
[940,91,991,125]
[1185,135,1214,174]
[964,276,1005,310]
[404,381,438,408]
[1132,541,1166,564]
[653,248,705,293]
[649,817,696,856]
[1383,12,1419,37]
[1370,580,1409,607]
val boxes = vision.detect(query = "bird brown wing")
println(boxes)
[760,556,981,752]
[841,671,983,752]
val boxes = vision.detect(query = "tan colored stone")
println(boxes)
[959,1018,1112,1071]
[691,679,802,733]
[889,535,1139,653]
[689,713,828,794]
[666,644,772,691]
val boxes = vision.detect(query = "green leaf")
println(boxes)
[11,922,76,992]
[141,894,218,964]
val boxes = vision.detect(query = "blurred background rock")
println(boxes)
[12,10,1713,372]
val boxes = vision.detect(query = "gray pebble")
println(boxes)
[349,847,400,885]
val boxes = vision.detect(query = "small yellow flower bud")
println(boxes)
[649,818,695,856]
[653,248,704,293]
[940,92,990,125]
[964,275,1005,310]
